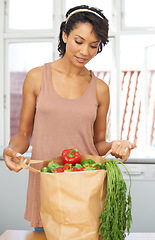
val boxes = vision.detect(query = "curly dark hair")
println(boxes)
[58,5,109,57]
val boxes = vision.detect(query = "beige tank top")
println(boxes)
[24,62,99,227]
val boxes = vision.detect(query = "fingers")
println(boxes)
[130,143,136,149]
[17,155,29,165]
[121,148,130,162]
[3,148,28,172]
[111,140,135,162]
[4,156,22,173]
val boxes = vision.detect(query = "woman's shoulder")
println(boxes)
[26,65,43,79]
[95,76,110,105]
[96,76,109,94]
[23,65,43,96]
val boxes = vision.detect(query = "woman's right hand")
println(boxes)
[3,147,28,173]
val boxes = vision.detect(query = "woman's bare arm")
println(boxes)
[3,67,42,171]
[94,78,135,161]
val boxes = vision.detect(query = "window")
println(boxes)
[145,45,155,146]
[122,0,155,28]
[8,0,53,30]
[1,0,61,145]
[0,0,154,150]
[120,35,155,146]
[9,42,53,138]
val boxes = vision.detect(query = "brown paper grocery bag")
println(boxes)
[40,155,107,240]
[19,155,107,240]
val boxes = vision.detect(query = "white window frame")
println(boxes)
[121,0,155,31]
[4,38,57,144]
[120,0,155,146]
[1,0,154,148]
[0,0,5,146]
[144,44,155,145]
[0,0,63,146]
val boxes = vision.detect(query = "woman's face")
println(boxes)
[63,22,100,66]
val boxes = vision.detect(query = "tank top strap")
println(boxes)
[86,70,97,104]
[41,62,51,92]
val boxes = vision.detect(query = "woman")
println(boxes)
[3,5,135,230]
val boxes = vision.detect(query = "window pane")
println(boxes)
[124,0,155,27]
[120,35,155,147]
[9,42,53,138]
[120,35,155,70]
[9,0,53,30]
[65,0,112,30]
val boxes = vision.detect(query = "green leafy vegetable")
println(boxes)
[92,162,102,169]
[74,163,83,169]
[81,159,95,166]
[41,167,51,173]
[99,159,132,240]
[47,161,62,172]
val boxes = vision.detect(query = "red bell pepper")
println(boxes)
[62,149,81,166]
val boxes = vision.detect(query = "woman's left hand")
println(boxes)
[111,140,136,162]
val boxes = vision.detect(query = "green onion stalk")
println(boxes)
[99,159,132,240]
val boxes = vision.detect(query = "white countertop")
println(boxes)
[0,231,155,240]
[126,232,155,240]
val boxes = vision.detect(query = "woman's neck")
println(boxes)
[55,56,89,77]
